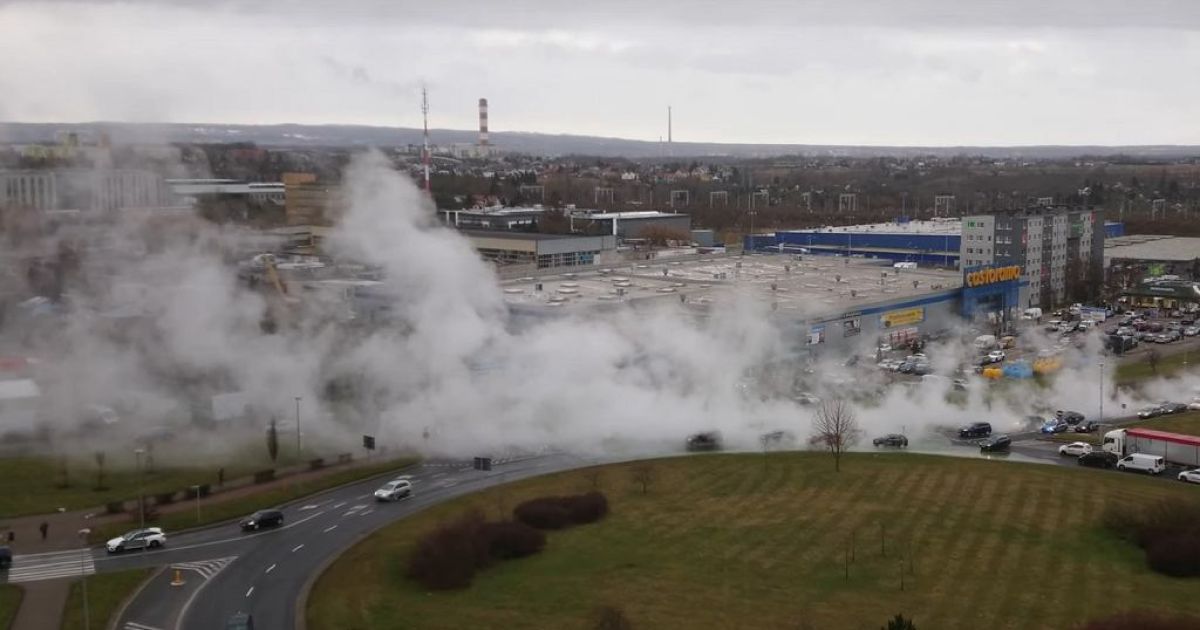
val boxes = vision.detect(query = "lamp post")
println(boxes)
[191,485,201,524]
[134,448,146,531]
[294,397,302,460]
[78,527,90,630]
[1098,359,1105,441]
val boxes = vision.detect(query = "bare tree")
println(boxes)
[94,452,107,491]
[810,399,862,472]
[266,417,279,464]
[630,464,654,494]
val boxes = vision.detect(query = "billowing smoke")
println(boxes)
[4,151,1198,465]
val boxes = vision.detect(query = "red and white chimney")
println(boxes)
[478,98,489,146]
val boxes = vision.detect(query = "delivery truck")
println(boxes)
[1102,427,1200,468]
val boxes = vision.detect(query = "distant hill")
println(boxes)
[2,121,1199,160]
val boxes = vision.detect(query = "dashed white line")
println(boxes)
[332,501,346,509]
[265,563,276,574]
[291,544,305,553]
[360,509,374,517]
[245,586,255,598]
[323,525,338,533]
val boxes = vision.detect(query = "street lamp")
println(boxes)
[294,397,302,460]
[134,448,146,531]
[191,485,201,524]
[1098,359,1106,439]
[78,527,90,630]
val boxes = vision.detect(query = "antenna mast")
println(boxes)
[421,85,431,194]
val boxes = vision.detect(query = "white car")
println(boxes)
[987,350,1006,363]
[1188,398,1200,411]
[1058,442,1093,457]
[794,393,821,405]
[106,527,166,553]
[374,479,412,502]
[1179,469,1200,484]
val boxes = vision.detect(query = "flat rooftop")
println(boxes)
[784,218,962,236]
[1105,235,1200,262]
[500,253,962,319]
[460,230,591,241]
[578,211,686,220]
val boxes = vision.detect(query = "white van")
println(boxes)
[1116,453,1166,475]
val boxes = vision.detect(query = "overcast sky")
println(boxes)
[2,0,1199,146]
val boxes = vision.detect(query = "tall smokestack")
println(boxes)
[421,85,431,194]
[478,98,489,146]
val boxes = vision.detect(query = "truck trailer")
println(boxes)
[1102,427,1200,468]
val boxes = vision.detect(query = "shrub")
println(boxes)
[483,521,545,559]
[1080,610,1200,629]
[1102,499,1200,577]
[105,501,125,515]
[253,469,275,484]
[514,497,572,530]
[407,510,492,590]
[882,614,916,630]
[514,492,610,530]
[154,491,176,505]
[309,458,325,470]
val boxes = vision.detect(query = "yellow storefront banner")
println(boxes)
[880,307,925,328]
[965,265,1021,288]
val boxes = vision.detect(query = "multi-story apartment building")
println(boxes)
[960,206,1104,309]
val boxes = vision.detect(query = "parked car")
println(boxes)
[873,434,909,448]
[1178,469,1200,484]
[1188,398,1200,411]
[1041,418,1070,434]
[794,392,821,405]
[1074,420,1101,433]
[1136,405,1163,419]
[0,545,10,571]
[979,434,1012,452]
[952,378,970,391]
[686,431,722,452]
[1058,442,1093,456]
[1078,451,1118,468]
[239,509,284,532]
[958,422,992,439]
[985,350,1006,364]
[106,528,167,553]
[374,478,413,502]
[1056,410,1086,425]
[1184,326,1200,337]
[1117,453,1166,475]
[1159,401,1189,414]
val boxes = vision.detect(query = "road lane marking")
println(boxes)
[299,504,320,511]
[171,556,236,580]
[292,544,305,553]
[266,563,276,574]
[95,509,328,564]
[124,622,164,630]
[332,501,346,509]
[245,586,254,598]
[360,509,374,517]
[323,525,338,533]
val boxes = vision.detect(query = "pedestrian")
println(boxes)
[39,521,48,541]
[6,530,13,543]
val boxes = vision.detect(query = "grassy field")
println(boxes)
[89,457,417,543]
[0,585,20,630]
[1116,349,1200,383]
[308,453,1200,630]
[60,568,153,630]
[0,444,333,518]
[1133,411,1200,436]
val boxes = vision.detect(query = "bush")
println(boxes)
[482,521,545,559]
[154,491,176,506]
[514,492,610,530]
[514,498,572,530]
[105,501,125,515]
[1080,610,1200,629]
[1103,499,1200,577]
[253,469,275,484]
[309,458,325,470]
[407,510,492,590]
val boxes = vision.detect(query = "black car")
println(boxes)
[239,509,284,532]
[1057,410,1086,425]
[959,422,992,439]
[1160,402,1189,414]
[873,434,909,448]
[979,434,1011,452]
[686,431,722,452]
[0,545,10,571]
[1077,451,1119,469]
[1074,420,1100,433]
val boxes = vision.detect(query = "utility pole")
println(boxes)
[78,528,90,630]
[294,397,302,459]
[134,448,145,531]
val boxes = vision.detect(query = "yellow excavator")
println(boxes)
[251,253,296,333]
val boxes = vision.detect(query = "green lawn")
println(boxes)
[308,453,1200,630]
[1116,350,1200,383]
[1132,411,1200,437]
[90,457,418,544]
[60,568,153,630]
[0,444,331,518]
[0,585,21,630]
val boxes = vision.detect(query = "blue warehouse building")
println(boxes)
[749,218,962,268]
